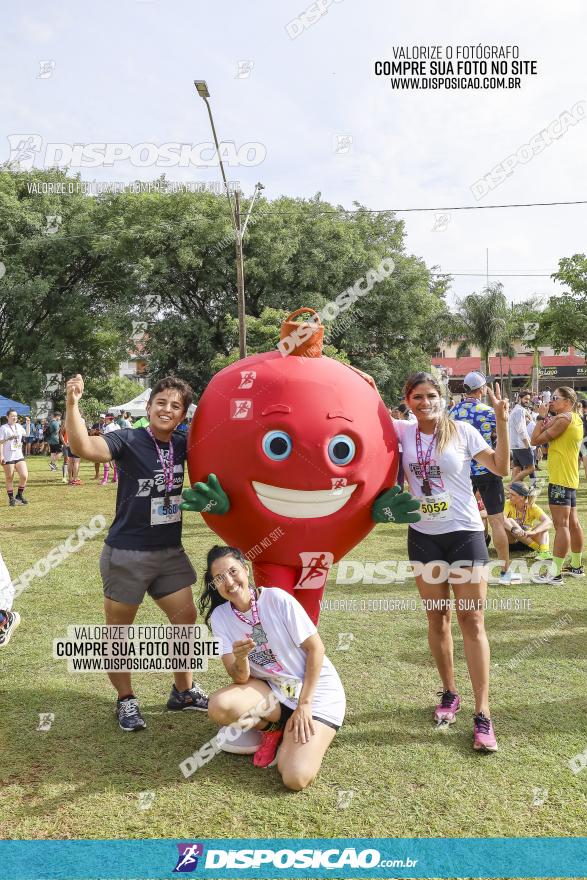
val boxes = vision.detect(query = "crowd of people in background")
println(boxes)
[0,408,191,493]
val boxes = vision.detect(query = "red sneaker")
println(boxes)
[253,729,283,768]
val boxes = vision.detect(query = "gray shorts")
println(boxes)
[512,447,534,469]
[100,545,197,605]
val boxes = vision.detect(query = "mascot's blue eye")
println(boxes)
[262,431,292,461]
[328,435,355,465]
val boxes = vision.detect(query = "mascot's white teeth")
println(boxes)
[252,481,357,518]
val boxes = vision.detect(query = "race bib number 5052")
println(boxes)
[418,491,451,522]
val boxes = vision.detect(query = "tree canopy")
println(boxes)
[0,168,455,406]
[540,254,587,357]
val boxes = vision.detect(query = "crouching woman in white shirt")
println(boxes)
[393,373,510,753]
[202,545,345,789]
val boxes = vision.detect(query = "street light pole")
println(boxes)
[194,80,236,231]
[234,189,246,359]
[194,79,248,358]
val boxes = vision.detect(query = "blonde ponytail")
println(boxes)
[436,411,459,455]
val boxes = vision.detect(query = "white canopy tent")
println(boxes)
[107,388,196,419]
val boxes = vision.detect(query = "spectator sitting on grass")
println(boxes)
[503,481,552,560]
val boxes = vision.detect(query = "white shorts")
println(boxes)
[265,666,346,729]
[0,551,15,612]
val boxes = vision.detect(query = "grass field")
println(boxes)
[1,456,586,846]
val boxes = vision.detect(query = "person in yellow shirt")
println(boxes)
[503,482,552,559]
[530,387,584,584]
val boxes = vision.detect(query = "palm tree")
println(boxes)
[450,283,511,376]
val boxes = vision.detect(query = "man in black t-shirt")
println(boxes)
[66,374,208,733]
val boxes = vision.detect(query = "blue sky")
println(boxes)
[1,0,586,304]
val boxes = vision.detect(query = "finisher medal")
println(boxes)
[251,622,268,646]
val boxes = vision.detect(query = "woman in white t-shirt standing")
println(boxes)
[0,410,30,507]
[394,372,510,753]
[202,545,345,789]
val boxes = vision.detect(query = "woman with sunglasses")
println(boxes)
[531,387,584,584]
[201,545,345,787]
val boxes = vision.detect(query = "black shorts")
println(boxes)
[509,540,532,552]
[548,483,577,507]
[49,443,62,453]
[471,473,505,516]
[408,527,489,566]
[278,702,340,732]
[512,448,534,469]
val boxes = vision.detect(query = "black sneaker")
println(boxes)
[532,572,563,585]
[0,611,20,648]
[8,497,16,507]
[563,565,585,578]
[15,495,28,505]
[115,696,147,732]
[167,682,209,712]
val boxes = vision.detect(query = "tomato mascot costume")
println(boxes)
[182,309,420,624]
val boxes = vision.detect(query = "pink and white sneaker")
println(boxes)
[434,690,461,724]
[473,712,498,752]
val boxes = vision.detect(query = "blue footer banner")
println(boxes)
[1,837,586,879]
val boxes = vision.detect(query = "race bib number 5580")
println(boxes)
[150,495,182,525]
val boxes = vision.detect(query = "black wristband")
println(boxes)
[536,415,545,421]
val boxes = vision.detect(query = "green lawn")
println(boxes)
[1,456,586,844]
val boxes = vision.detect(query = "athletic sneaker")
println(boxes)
[8,497,16,507]
[253,729,283,768]
[99,479,108,486]
[0,611,21,648]
[49,462,57,471]
[167,682,209,712]
[61,474,68,484]
[498,570,523,585]
[115,697,146,732]
[473,712,498,752]
[434,690,461,724]
[534,550,553,561]
[562,565,585,578]
[71,479,83,486]
[15,495,28,505]
[532,572,563,585]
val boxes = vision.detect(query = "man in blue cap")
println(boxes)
[450,371,520,585]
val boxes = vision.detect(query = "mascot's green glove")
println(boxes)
[371,485,421,524]
[181,473,230,515]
